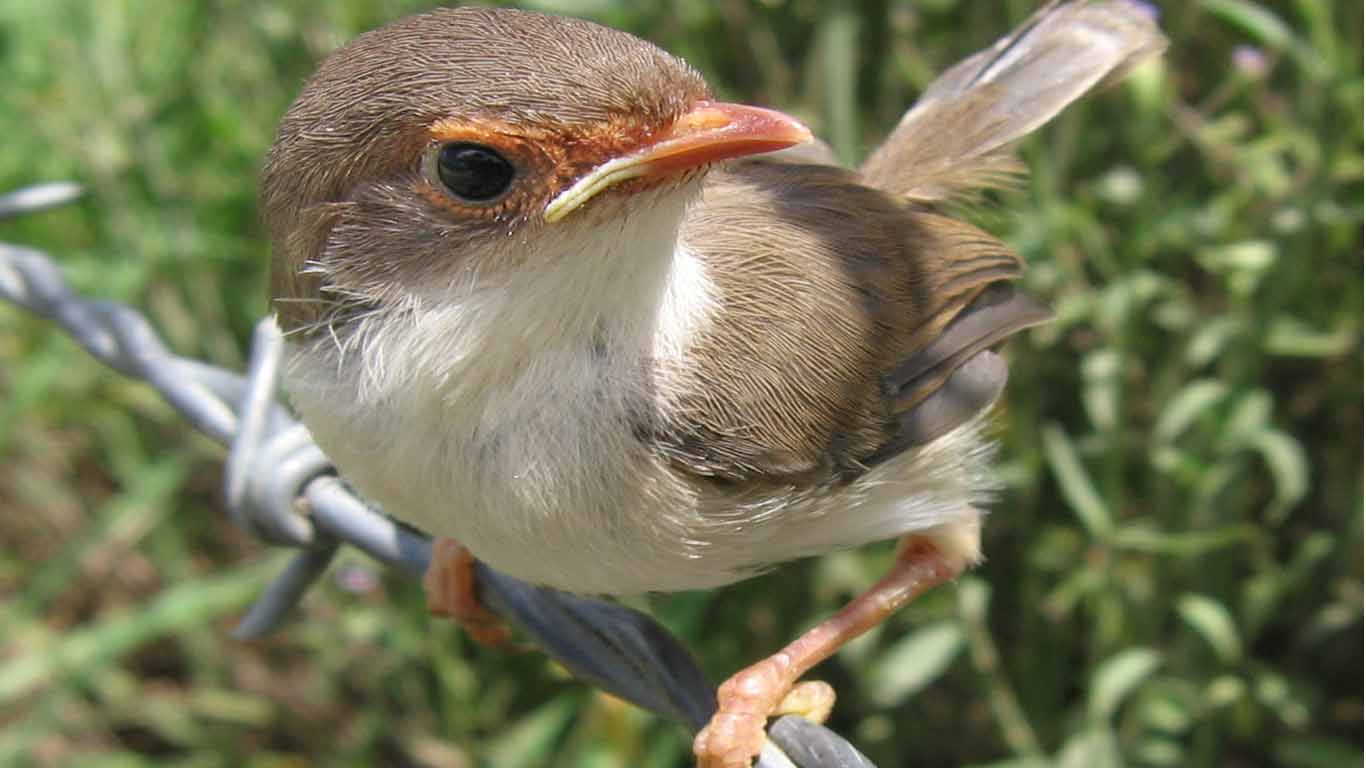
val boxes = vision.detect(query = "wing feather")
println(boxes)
[860,0,1166,201]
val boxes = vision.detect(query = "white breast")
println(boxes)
[283,190,711,593]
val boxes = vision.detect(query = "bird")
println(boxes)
[260,3,1165,766]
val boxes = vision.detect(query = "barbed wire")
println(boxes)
[1,183,876,768]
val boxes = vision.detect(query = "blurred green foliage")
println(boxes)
[0,1,1360,766]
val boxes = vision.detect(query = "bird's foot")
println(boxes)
[424,536,514,648]
[693,650,836,768]
[693,527,975,767]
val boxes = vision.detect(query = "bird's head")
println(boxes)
[262,7,810,334]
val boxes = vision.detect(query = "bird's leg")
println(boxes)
[424,536,515,648]
[693,521,980,768]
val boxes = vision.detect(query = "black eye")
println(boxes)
[435,143,515,202]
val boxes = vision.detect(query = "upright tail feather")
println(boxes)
[860,0,1167,201]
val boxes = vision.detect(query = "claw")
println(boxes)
[425,536,516,647]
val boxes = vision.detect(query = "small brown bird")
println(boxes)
[262,4,1164,766]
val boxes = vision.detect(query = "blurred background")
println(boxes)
[0,1,1360,766]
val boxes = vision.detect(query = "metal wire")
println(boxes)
[0,183,876,768]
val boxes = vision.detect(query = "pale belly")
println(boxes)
[285,338,993,595]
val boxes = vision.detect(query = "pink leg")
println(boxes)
[693,535,967,768]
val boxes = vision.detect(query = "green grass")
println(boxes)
[1,1,1360,766]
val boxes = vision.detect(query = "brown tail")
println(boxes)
[860,0,1167,202]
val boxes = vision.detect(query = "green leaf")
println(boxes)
[1195,239,1276,276]
[1288,533,1337,580]
[1081,349,1121,430]
[1205,675,1248,709]
[1177,594,1243,664]
[1185,315,1241,368]
[1221,389,1274,448]
[1043,424,1113,538]
[865,621,965,707]
[1088,648,1162,721]
[1138,685,1196,734]
[1255,671,1312,729]
[1058,726,1123,768]
[1154,379,1229,443]
[1247,428,1310,522]
[1111,523,1254,557]
[1265,315,1356,357]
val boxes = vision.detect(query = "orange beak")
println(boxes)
[544,101,812,222]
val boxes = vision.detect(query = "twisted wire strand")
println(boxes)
[0,184,875,768]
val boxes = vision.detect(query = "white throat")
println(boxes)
[283,188,713,592]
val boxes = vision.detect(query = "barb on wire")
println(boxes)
[1,183,877,768]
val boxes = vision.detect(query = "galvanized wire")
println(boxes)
[0,183,876,768]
